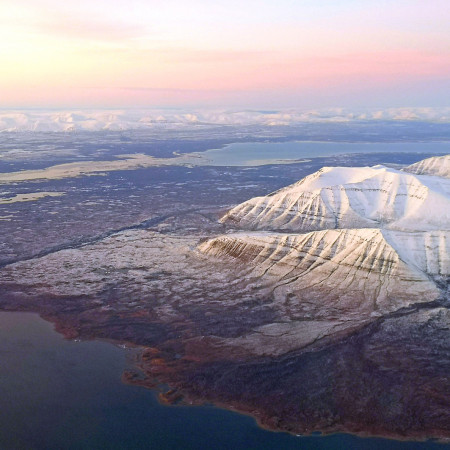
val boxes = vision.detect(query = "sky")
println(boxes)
[1,0,449,109]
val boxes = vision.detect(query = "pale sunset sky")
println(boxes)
[1,0,449,108]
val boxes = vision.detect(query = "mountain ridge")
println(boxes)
[220,164,450,233]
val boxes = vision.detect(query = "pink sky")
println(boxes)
[1,0,449,108]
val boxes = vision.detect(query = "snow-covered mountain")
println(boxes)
[403,154,450,178]
[220,164,450,232]
[200,156,449,325]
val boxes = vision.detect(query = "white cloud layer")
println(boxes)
[1,107,449,132]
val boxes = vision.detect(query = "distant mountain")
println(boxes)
[403,154,450,178]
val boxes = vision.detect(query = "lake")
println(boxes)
[196,141,450,166]
[0,312,447,449]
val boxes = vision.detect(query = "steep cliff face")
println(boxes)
[403,154,450,178]
[220,165,450,232]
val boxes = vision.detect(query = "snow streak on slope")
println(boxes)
[403,154,450,178]
[220,165,450,232]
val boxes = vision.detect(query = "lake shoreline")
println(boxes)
[3,306,447,447]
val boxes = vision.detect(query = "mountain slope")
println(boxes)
[198,228,444,320]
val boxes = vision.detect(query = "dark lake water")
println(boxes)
[198,141,450,166]
[0,311,447,450]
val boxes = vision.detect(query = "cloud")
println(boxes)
[0,2,150,43]
[31,12,150,42]
[157,49,274,64]
[1,107,450,133]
